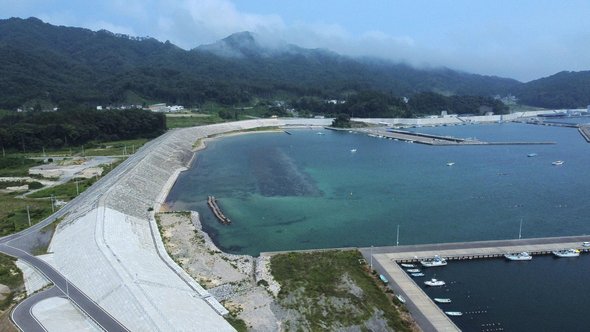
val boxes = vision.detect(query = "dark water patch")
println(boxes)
[249,147,321,197]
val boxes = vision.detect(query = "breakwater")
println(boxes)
[207,196,231,225]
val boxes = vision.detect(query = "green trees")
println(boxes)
[0,108,165,151]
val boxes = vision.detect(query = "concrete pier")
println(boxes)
[349,127,555,146]
[360,235,590,332]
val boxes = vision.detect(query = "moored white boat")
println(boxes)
[400,263,415,268]
[504,252,532,261]
[420,255,447,267]
[552,248,580,258]
[411,272,425,277]
[445,311,463,316]
[434,298,452,303]
[406,268,421,273]
[424,278,445,287]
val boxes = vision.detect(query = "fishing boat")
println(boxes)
[411,273,425,277]
[420,255,447,267]
[504,252,532,261]
[552,160,564,165]
[552,249,580,258]
[446,162,455,166]
[434,298,452,303]
[527,153,538,157]
[400,263,415,268]
[445,311,463,316]
[406,268,421,273]
[424,278,445,287]
[379,274,389,284]
[396,294,406,304]
[350,148,357,153]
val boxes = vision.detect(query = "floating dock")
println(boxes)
[207,196,231,225]
[360,235,590,332]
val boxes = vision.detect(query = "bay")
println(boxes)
[166,123,590,256]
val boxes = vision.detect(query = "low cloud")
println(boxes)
[3,0,590,81]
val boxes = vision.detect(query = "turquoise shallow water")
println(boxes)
[166,123,590,256]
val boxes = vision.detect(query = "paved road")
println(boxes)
[12,286,62,332]
[0,132,173,331]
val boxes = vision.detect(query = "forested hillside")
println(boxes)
[0,17,588,110]
[0,108,165,150]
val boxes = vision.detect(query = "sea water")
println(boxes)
[418,255,590,331]
[166,122,590,256]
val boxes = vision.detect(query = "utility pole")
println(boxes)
[26,205,31,227]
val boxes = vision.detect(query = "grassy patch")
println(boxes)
[83,138,148,156]
[27,178,96,199]
[166,113,226,128]
[225,315,248,332]
[0,253,23,311]
[0,194,52,236]
[271,250,412,331]
[0,157,42,177]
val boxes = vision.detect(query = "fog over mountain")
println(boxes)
[0,17,589,110]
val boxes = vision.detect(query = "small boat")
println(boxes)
[552,160,564,165]
[434,298,452,303]
[379,274,389,284]
[583,241,590,247]
[446,162,455,166]
[396,294,406,303]
[504,252,532,261]
[424,278,445,287]
[400,263,415,268]
[406,268,421,273]
[316,132,325,135]
[552,249,580,258]
[445,311,463,317]
[411,273,425,277]
[527,153,538,157]
[350,148,357,153]
[420,255,447,267]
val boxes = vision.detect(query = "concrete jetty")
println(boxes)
[360,235,590,332]
[349,127,555,146]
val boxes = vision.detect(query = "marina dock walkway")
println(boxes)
[360,235,590,332]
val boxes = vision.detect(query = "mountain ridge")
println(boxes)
[0,17,588,109]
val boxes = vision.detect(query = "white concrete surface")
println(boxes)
[15,259,51,296]
[31,297,102,332]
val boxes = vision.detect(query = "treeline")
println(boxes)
[292,91,507,118]
[0,108,165,151]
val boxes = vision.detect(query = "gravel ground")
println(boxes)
[157,212,281,331]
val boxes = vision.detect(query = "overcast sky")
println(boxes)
[1,0,589,82]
